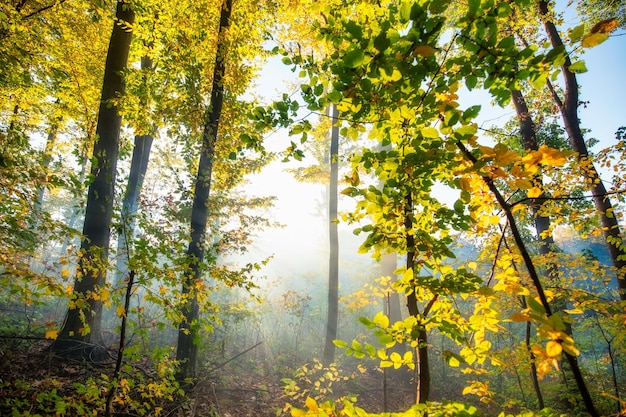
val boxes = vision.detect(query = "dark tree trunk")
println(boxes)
[115,55,155,287]
[404,193,430,404]
[323,104,340,366]
[538,0,626,300]
[176,0,232,381]
[55,0,134,356]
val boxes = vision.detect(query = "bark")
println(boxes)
[404,193,430,403]
[115,55,155,288]
[176,0,232,381]
[538,0,626,300]
[323,104,340,366]
[55,1,134,356]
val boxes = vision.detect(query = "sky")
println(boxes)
[241,12,626,287]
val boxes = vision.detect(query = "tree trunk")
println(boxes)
[176,0,232,381]
[538,0,626,300]
[55,0,134,356]
[404,192,430,403]
[115,55,155,288]
[323,104,340,366]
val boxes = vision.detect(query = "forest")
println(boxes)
[0,0,625,415]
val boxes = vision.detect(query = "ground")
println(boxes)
[0,339,417,416]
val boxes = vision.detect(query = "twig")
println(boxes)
[206,341,263,374]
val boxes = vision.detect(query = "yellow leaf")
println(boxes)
[305,396,318,412]
[527,187,542,198]
[514,178,533,189]
[61,269,71,279]
[510,312,531,322]
[116,305,126,318]
[546,341,562,357]
[45,329,59,340]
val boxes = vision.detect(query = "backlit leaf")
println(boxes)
[568,61,587,74]
[581,32,608,48]
[45,329,58,340]
[546,341,562,357]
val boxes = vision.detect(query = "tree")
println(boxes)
[323,104,340,366]
[55,0,135,355]
[536,0,626,300]
[114,55,155,288]
[175,0,233,381]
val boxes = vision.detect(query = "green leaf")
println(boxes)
[344,49,366,68]
[333,339,347,348]
[568,60,588,73]
[527,296,546,315]
[468,0,480,15]
[465,74,477,90]
[400,2,412,22]
[462,105,481,120]
[345,20,363,40]
[374,32,390,53]
[569,24,585,43]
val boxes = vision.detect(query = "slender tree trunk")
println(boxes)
[35,108,61,210]
[521,297,545,409]
[115,55,155,288]
[538,0,626,300]
[323,104,339,366]
[404,192,430,403]
[55,1,134,356]
[176,0,232,381]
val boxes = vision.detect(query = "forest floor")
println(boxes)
[0,339,420,417]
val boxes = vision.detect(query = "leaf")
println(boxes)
[305,396,318,412]
[422,127,439,138]
[344,49,365,69]
[581,32,608,48]
[590,18,618,35]
[45,329,59,340]
[527,296,546,315]
[568,61,587,74]
[333,339,347,348]
[527,187,542,198]
[413,45,437,57]
[116,305,126,318]
[569,24,585,43]
[510,312,531,322]
[546,341,562,357]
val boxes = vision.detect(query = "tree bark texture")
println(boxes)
[538,0,626,300]
[56,1,134,354]
[176,0,232,381]
[323,104,340,366]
